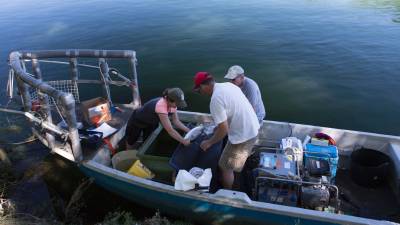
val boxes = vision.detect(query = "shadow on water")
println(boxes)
[0,107,191,224]
[41,152,158,224]
[2,141,190,224]
[40,151,162,224]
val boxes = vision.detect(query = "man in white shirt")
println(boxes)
[193,72,260,189]
[224,65,266,125]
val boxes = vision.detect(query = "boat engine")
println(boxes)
[254,136,339,212]
[301,184,330,209]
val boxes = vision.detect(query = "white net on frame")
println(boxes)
[29,80,80,105]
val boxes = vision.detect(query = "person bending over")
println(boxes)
[193,72,259,189]
[125,88,190,149]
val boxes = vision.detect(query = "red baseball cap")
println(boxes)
[193,72,213,91]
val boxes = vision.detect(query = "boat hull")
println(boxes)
[80,161,385,225]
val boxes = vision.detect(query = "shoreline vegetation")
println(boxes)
[0,139,191,225]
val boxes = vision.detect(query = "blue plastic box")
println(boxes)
[304,143,338,178]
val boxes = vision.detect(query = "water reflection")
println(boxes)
[355,0,400,22]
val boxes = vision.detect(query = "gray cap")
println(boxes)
[224,65,244,80]
[167,88,187,108]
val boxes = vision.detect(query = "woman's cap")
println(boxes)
[167,88,187,108]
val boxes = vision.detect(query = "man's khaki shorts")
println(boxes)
[218,136,257,172]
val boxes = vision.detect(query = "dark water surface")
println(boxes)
[1,0,400,134]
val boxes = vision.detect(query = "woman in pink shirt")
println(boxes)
[125,88,190,149]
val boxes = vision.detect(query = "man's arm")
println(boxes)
[200,120,228,151]
[247,88,258,112]
[245,78,265,120]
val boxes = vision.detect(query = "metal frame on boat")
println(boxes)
[8,50,140,161]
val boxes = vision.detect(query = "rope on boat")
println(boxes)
[54,100,67,127]
[3,99,14,126]
[0,135,38,145]
[24,59,100,69]
[0,99,38,145]
[21,59,133,89]
[24,59,134,86]
[98,59,114,107]
[6,70,14,99]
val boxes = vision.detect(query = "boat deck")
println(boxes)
[70,103,134,160]
[336,164,400,222]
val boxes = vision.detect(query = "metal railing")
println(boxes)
[8,49,141,162]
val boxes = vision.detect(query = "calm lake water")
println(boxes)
[1,0,400,135]
[0,0,399,223]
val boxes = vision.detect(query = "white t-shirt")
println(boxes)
[210,83,260,144]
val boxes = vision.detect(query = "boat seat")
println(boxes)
[388,142,400,202]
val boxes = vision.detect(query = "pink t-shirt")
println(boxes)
[155,98,177,114]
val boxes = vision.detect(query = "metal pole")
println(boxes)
[32,58,55,149]
[128,56,141,107]
[15,75,31,112]
[98,58,112,105]
[9,52,30,111]
[69,57,80,101]
[60,93,82,161]
[20,49,135,59]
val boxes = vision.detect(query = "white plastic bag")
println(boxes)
[197,168,212,188]
[174,167,212,191]
[184,125,204,141]
[174,170,198,191]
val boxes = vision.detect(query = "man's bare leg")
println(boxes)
[220,167,234,189]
